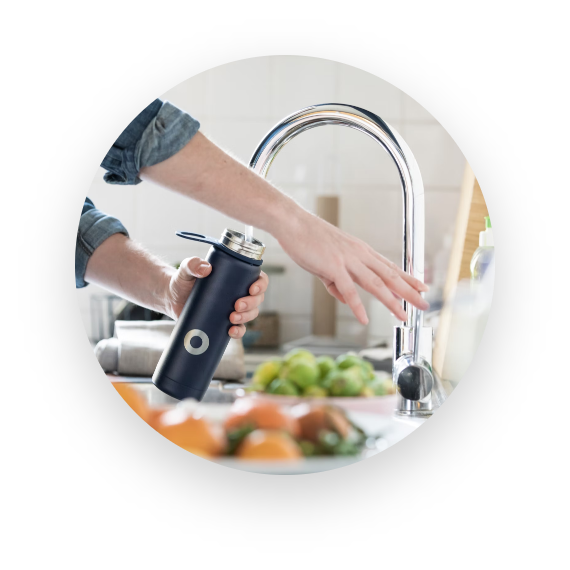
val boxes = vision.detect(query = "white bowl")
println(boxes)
[237,390,400,415]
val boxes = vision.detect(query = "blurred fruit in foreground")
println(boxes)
[266,377,299,396]
[236,430,303,461]
[155,406,227,456]
[224,398,300,437]
[145,406,172,430]
[252,360,282,387]
[112,382,149,422]
[292,404,351,443]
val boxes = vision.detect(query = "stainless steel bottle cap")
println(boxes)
[220,229,265,260]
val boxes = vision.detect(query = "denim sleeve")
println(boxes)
[101,99,200,185]
[75,198,129,288]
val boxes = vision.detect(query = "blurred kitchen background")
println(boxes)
[77,55,478,377]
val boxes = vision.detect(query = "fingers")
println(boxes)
[321,278,347,304]
[249,271,269,296]
[178,257,212,281]
[234,292,265,313]
[371,250,429,293]
[366,257,429,312]
[229,271,267,332]
[335,270,369,325]
[352,263,408,321]
[229,324,246,339]
[230,307,259,325]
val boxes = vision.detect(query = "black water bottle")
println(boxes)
[152,229,265,401]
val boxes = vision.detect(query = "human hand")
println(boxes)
[164,257,268,338]
[276,211,429,324]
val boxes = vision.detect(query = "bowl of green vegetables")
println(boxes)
[244,349,398,415]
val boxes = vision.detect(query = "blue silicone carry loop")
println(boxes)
[176,231,263,266]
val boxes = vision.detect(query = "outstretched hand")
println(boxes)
[164,256,269,338]
[278,212,429,324]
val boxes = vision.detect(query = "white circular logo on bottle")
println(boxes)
[183,329,210,355]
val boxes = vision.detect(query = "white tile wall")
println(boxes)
[338,186,402,253]
[402,123,466,187]
[266,127,336,186]
[88,169,137,231]
[206,57,272,120]
[336,124,404,186]
[337,64,402,121]
[133,183,204,248]
[270,56,337,119]
[78,56,467,344]
[401,92,436,123]
[162,71,209,121]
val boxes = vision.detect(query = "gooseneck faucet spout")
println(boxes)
[249,104,441,417]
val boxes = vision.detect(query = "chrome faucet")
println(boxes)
[249,104,445,417]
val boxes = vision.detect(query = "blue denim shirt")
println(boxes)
[76,99,200,288]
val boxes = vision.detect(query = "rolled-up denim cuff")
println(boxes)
[101,99,164,186]
[102,145,143,186]
[135,101,200,170]
[76,208,129,288]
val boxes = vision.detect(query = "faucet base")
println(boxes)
[393,325,435,418]
[395,394,435,417]
[395,410,435,418]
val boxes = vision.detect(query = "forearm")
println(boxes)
[139,131,309,241]
[137,127,428,324]
[85,233,174,316]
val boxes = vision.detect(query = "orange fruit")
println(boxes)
[112,382,149,422]
[292,403,351,443]
[145,406,172,430]
[182,448,213,460]
[224,398,300,438]
[236,429,303,461]
[155,407,227,456]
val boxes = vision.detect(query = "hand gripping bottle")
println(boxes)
[152,229,265,401]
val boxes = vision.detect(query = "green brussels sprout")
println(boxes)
[315,355,336,379]
[360,360,376,380]
[266,378,300,396]
[284,348,316,366]
[252,359,283,387]
[286,360,319,389]
[322,367,365,397]
[360,385,375,398]
[303,385,328,398]
[368,376,396,396]
[336,353,363,370]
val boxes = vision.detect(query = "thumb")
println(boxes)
[177,257,212,282]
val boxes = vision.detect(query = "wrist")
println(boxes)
[265,193,314,243]
[154,265,177,318]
